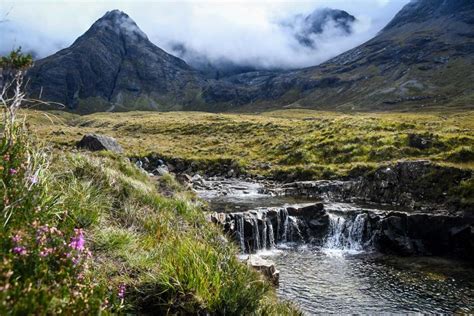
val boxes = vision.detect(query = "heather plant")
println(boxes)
[0,50,121,314]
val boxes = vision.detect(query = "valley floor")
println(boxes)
[4,108,473,313]
[27,109,474,178]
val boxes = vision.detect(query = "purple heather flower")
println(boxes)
[118,284,126,300]
[72,257,80,265]
[39,248,53,257]
[13,246,27,256]
[11,234,21,243]
[69,229,85,251]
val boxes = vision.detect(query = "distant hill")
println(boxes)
[206,0,474,111]
[27,0,474,113]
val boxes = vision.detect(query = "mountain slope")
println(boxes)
[27,10,205,113]
[204,0,474,111]
[27,1,474,113]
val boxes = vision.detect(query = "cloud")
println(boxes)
[0,0,409,70]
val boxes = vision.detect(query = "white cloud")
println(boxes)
[0,0,409,69]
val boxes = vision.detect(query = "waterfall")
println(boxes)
[267,218,276,248]
[282,208,289,242]
[252,217,261,250]
[236,215,245,252]
[324,212,369,252]
[225,207,306,253]
[262,219,268,249]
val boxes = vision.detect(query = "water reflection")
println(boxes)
[261,247,474,314]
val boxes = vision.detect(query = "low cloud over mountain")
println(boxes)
[0,0,408,73]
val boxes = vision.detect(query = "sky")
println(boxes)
[0,0,410,70]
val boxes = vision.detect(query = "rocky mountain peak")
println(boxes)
[88,9,148,42]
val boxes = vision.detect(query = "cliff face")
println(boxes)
[27,10,205,113]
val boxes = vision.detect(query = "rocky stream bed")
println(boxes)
[191,164,474,314]
[133,156,474,314]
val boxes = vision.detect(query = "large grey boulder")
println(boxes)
[77,134,123,153]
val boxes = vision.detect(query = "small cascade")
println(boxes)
[236,216,245,252]
[323,212,370,252]
[220,207,306,253]
[267,218,276,248]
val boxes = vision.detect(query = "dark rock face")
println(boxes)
[293,8,357,48]
[350,160,471,209]
[211,204,474,259]
[407,133,434,149]
[374,212,474,258]
[77,134,123,153]
[278,160,472,212]
[27,10,204,113]
[383,0,474,30]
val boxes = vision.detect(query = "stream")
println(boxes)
[197,178,474,314]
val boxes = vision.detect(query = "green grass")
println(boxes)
[1,116,298,314]
[25,109,474,180]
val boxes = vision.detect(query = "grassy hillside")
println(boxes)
[26,109,474,180]
[1,116,298,314]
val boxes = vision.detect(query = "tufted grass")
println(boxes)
[24,109,474,180]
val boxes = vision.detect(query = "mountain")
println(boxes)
[27,1,474,112]
[285,8,356,48]
[27,10,205,113]
[209,0,474,111]
[168,42,260,79]
[168,8,356,80]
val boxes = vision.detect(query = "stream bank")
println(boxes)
[135,156,474,313]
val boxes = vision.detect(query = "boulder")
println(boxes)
[77,134,123,153]
[248,256,279,286]
[153,166,169,176]
[287,203,324,217]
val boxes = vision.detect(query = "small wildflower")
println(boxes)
[69,229,85,251]
[11,234,21,243]
[29,175,38,184]
[9,168,17,175]
[118,284,126,300]
[13,246,27,256]
[39,248,53,257]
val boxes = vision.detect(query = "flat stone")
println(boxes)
[248,256,279,286]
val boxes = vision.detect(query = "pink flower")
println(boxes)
[13,246,27,256]
[9,168,17,175]
[118,284,126,300]
[39,248,53,257]
[69,229,85,251]
[11,234,21,243]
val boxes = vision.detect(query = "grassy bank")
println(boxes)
[1,118,298,314]
[26,109,474,180]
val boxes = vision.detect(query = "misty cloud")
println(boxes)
[0,0,409,71]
